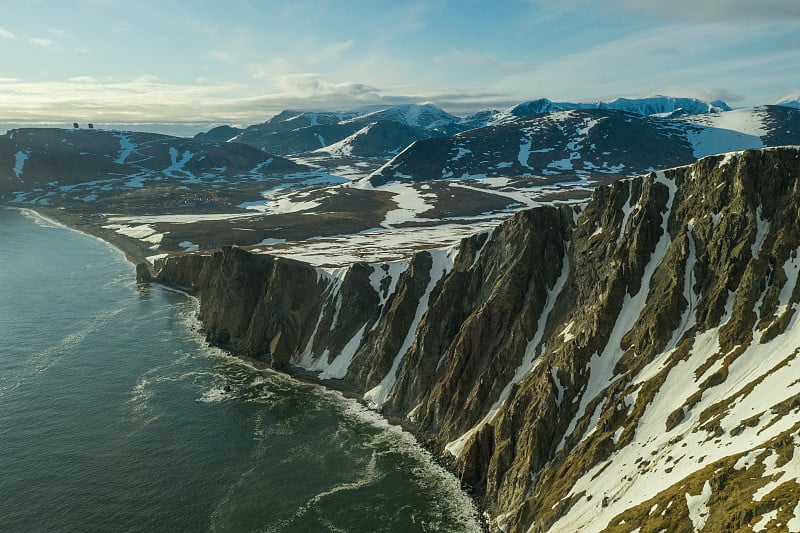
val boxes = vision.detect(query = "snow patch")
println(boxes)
[257,238,286,246]
[683,108,769,158]
[13,150,29,177]
[380,182,434,227]
[318,324,368,380]
[518,136,532,169]
[115,134,136,164]
[560,170,677,451]
[788,500,800,532]
[365,247,457,409]
[685,480,712,532]
[754,510,778,532]
[446,251,570,457]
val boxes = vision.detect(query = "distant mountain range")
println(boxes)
[365,104,800,185]
[3,96,799,262]
[0,128,307,195]
[487,96,731,125]
[193,96,739,157]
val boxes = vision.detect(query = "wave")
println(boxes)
[16,207,131,266]
[0,303,133,400]
[149,282,482,532]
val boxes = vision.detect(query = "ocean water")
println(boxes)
[0,208,481,532]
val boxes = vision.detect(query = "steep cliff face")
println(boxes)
[149,147,800,532]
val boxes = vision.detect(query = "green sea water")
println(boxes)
[0,207,480,532]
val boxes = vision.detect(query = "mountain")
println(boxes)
[0,128,307,194]
[193,125,243,143]
[491,96,731,125]
[459,109,501,130]
[227,121,364,155]
[259,109,362,131]
[344,103,462,133]
[366,105,800,185]
[192,98,734,159]
[312,121,439,158]
[217,104,463,156]
[149,147,800,532]
[213,110,364,155]
[0,127,330,227]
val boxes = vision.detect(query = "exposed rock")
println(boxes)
[152,147,800,532]
[135,262,153,283]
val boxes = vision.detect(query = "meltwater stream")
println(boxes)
[0,208,481,532]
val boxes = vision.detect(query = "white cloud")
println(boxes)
[30,37,58,48]
[48,28,71,38]
[272,73,379,99]
[658,87,745,104]
[0,79,246,123]
[491,21,800,107]
[317,39,354,61]
[132,74,159,83]
[0,75,509,125]
[69,76,99,83]
[433,48,528,74]
[0,27,15,40]
[208,49,232,62]
[776,90,800,104]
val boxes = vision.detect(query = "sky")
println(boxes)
[1,0,798,130]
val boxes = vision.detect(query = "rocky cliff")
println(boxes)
[145,146,800,532]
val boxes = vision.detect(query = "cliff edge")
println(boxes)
[146,146,800,532]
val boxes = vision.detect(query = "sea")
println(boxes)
[0,207,481,532]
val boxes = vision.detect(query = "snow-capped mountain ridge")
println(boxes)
[343,103,461,131]
[195,96,740,157]
[490,95,731,125]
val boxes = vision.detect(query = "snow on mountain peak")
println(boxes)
[491,96,731,125]
[346,103,460,130]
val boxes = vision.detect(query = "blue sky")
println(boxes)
[1,0,798,127]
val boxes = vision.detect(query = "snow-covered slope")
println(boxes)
[259,109,361,132]
[679,107,769,157]
[225,104,462,156]
[368,109,691,184]
[679,105,800,157]
[345,103,461,132]
[312,121,438,158]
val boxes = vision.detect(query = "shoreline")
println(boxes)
[20,206,156,266]
[11,204,489,530]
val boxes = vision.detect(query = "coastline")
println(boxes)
[20,206,155,266]
[10,203,488,529]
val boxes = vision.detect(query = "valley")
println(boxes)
[3,98,798,267]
